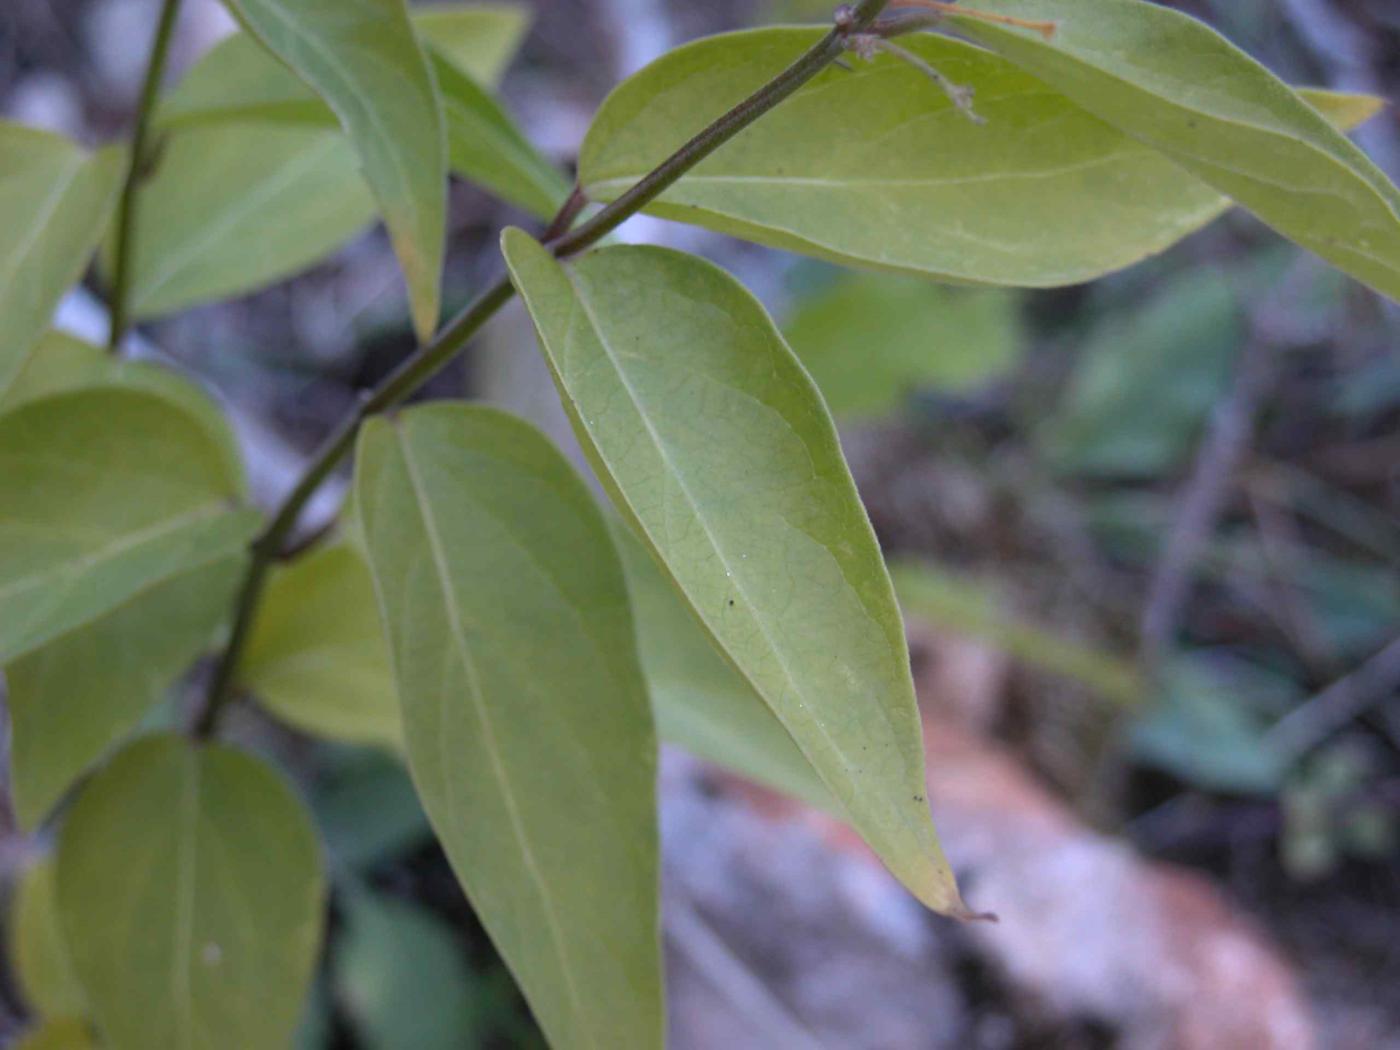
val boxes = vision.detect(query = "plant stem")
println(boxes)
[193,0,893,739]
[107,0,183,353]
[539,184,588,242]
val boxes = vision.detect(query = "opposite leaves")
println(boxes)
[355,405,664,1050]
[502,231,968,917]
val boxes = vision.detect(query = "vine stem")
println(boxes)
[193,0,893,738]
[107,0,183,353]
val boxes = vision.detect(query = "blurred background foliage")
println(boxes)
[2,0,1398,1046]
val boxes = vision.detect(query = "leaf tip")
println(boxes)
[948,901,999,924]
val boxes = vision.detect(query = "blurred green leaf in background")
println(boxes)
[784,270,1023,418]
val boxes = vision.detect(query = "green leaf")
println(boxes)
[502,231,968,917]
[159,45,562,227]
[335,886,483,1050]
[8,554,244,829]
[946,0,1400,301]
[241,542,401,751]
[10,859,86,1019]
[13,1018,98,1050]
[312,750,430,870]
[117,124,375,319]
[784,272,1022,417]
[434,55,570,220]
[1301,88,1387,130]
[0,123,123,396]
[55,734,325,1050]
[158,5,526,127]
[221,0,446,340]
[1,342,248,826]
[0,386,259,661]
[612,520,831,808]
[355,404,663,1050]
[0,330,110,413]
[1133,656,1290,794]
[1043,266,1244,477]
[0,331,244,483]
[412,3,529,87]
[578,29,1381,289]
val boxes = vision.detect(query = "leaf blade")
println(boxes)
[612,520,832,808]
[947,0,1400,300]
[434,55,570,220]
[355,404,663,1050]
[579,29,1384,289]
[0,124,122,396]
[221,0,447,338]
[55,734,325,1050]
[241,542,401,751]
[502,230,967,916]
[0,386,258,661]
[10,859,86,1020]
[157,6,527,128]
[119,124,375,319]
[8,553,245,829]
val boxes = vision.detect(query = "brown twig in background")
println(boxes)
[1265,635,1400,760]
[1138,262,1319,672]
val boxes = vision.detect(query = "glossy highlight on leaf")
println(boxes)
[56,734,325,1050]
[221,0,447,339]
[502,230,968,917]
[0,123,122,396]
[946,0,1400,301]
[355,404,664,1050]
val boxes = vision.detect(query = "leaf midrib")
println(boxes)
[0,500,232,603]
[559,268,861,797]
[135,132,347,306]
[0,149,87,294]
[393,428,592,1049]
